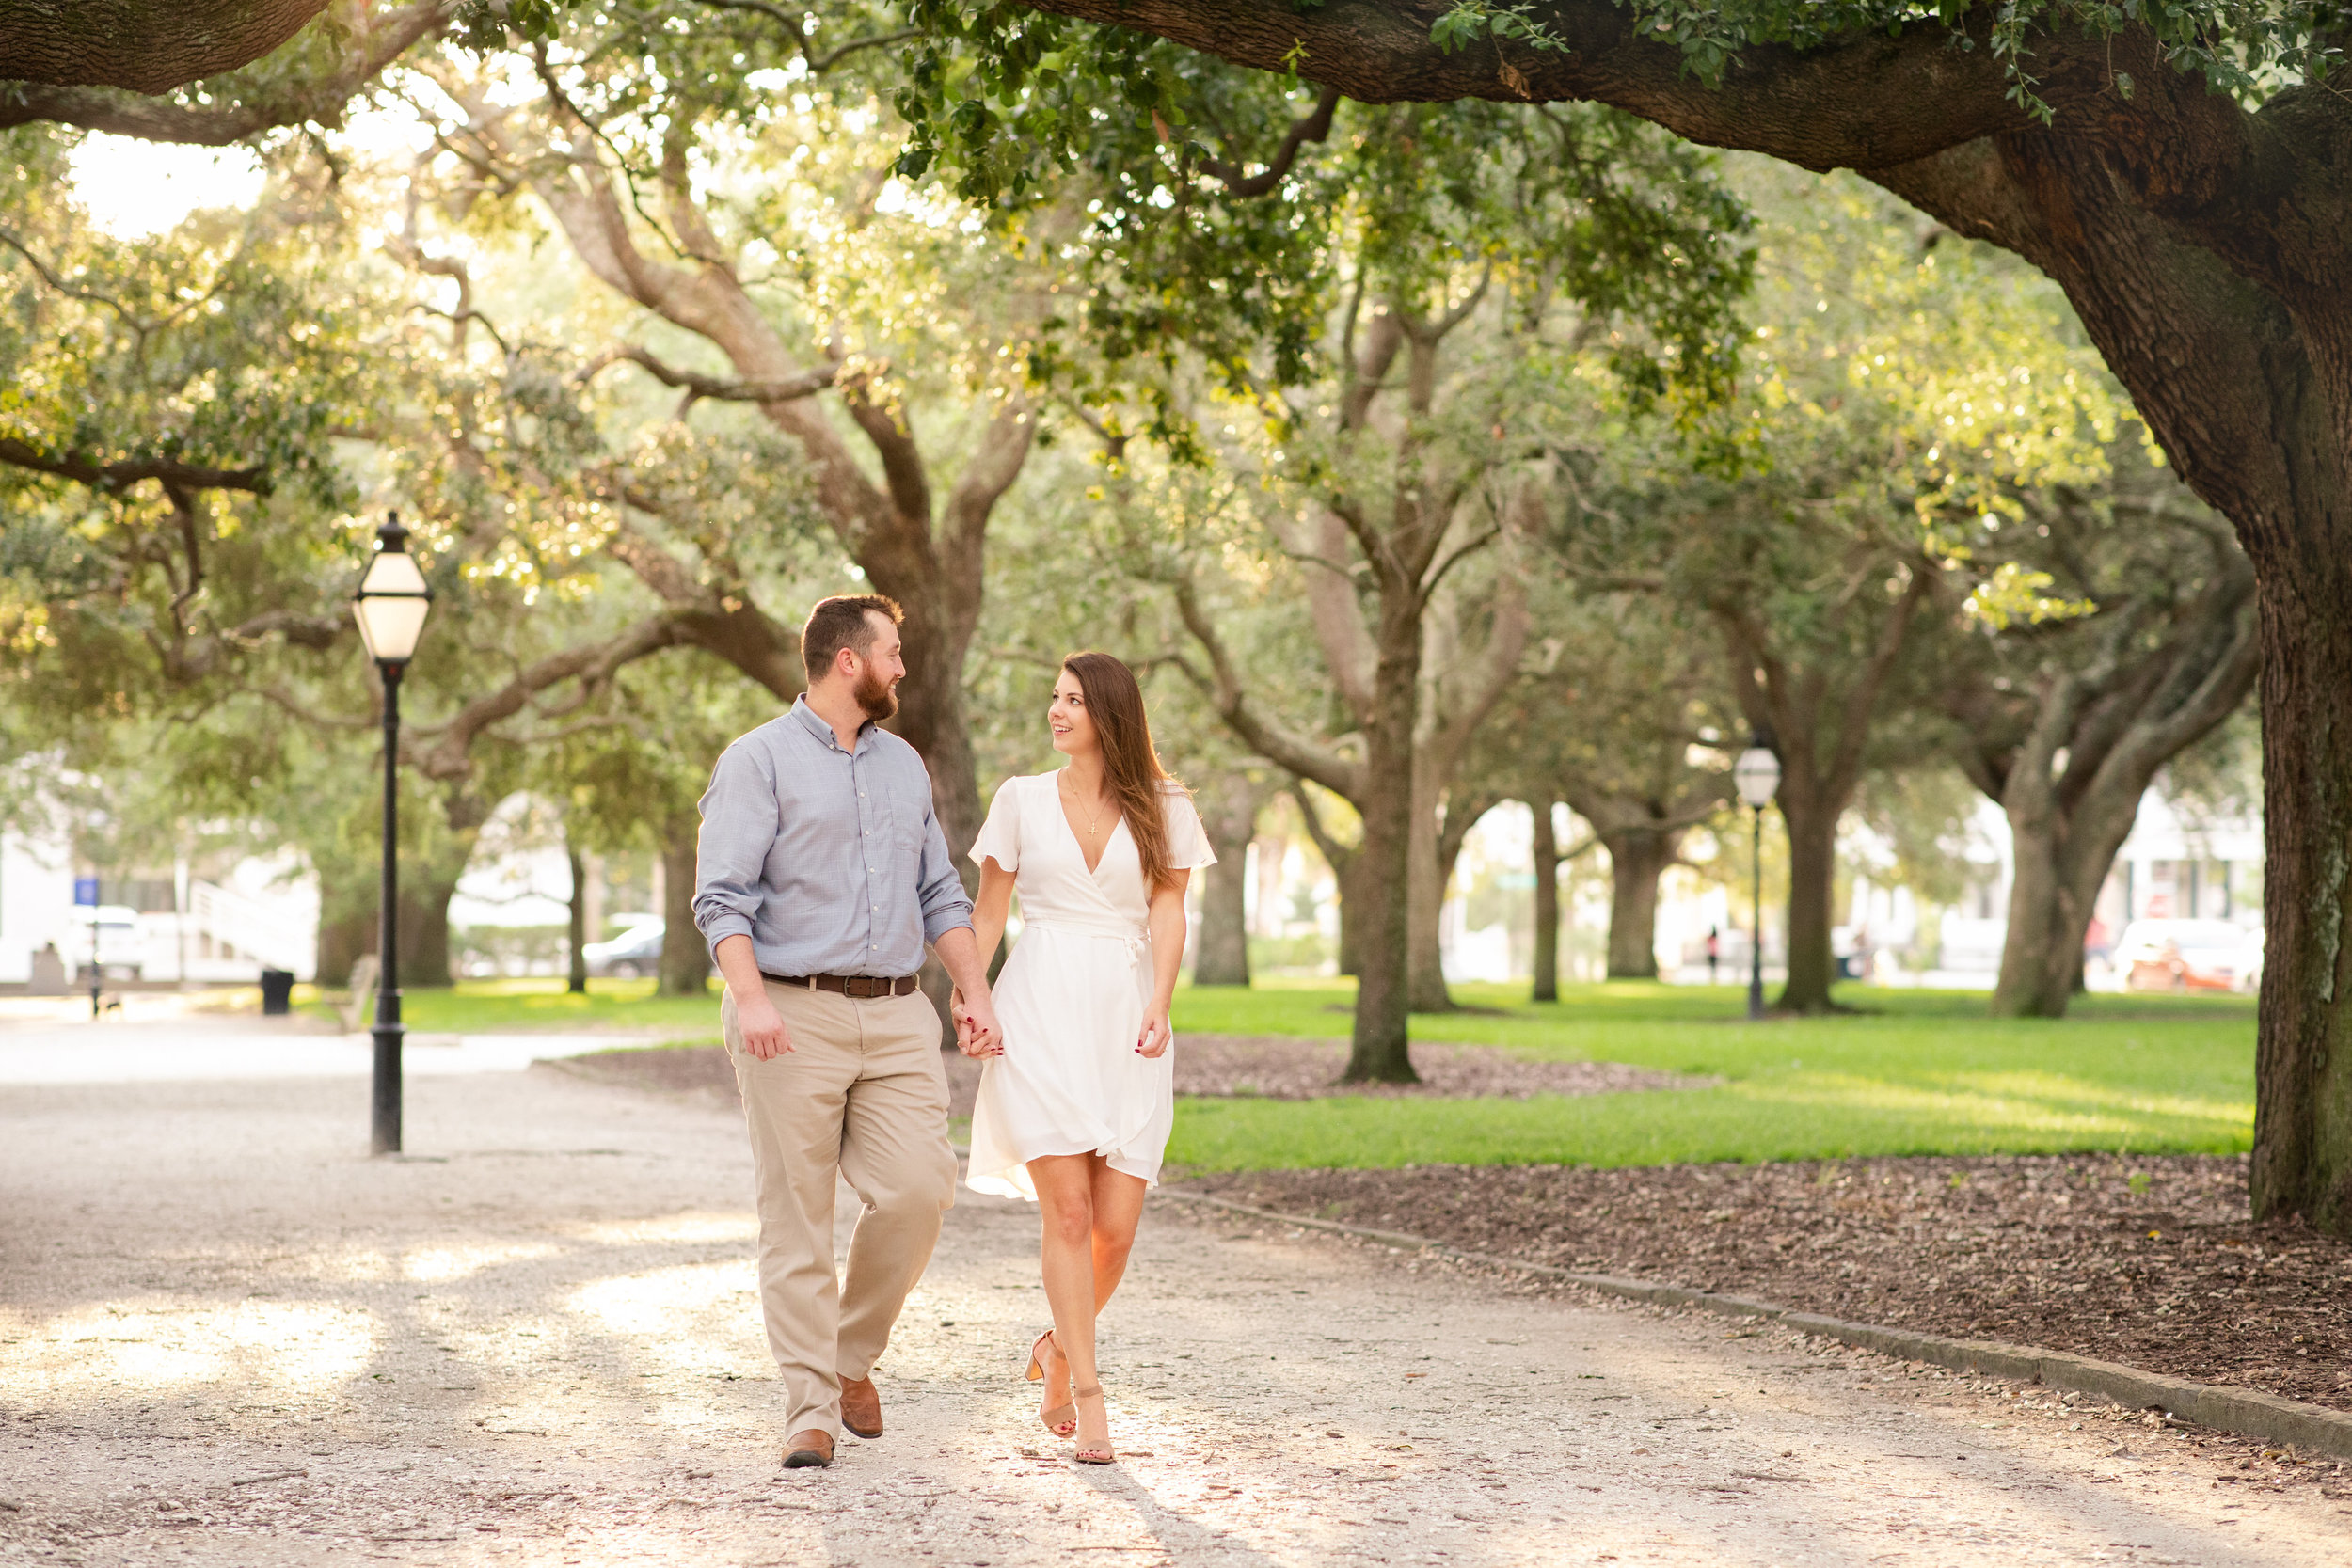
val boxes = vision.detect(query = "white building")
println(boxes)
[0,824,318,986]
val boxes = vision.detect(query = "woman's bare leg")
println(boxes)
[1028,1162,1147,1435]
[1028,1154,1104,1414]
[1088,1164,1148,1310]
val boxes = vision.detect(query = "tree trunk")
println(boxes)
[1290,784,1364,977]
[566,843,590,995]
[1601,827,1676,980]
[1191,775,1260,987]
[658,810,708,997]
[2249,563,2352,1233]
[1405,762,1453,1011]
[1777,802,1837,1013]
[394,876,458,989]
[1333,848,1367,976]
[1991,768,2154,1019]
[1344,616,1420,1083]
[1531,801,1560,1003]
[314,908,370,990]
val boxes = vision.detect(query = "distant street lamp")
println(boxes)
[352,513,433,1155]
[1733,738,1782,1022]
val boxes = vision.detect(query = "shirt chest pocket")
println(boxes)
[875,791,921,860]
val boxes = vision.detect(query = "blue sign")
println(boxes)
[72,878,98,907]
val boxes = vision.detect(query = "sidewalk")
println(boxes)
[2,1050,2344,1565]
[0,994,660,1085]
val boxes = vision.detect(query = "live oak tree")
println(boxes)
[1103,96,1747,1074]
[1472,585,1730,985]
[1563,165,2127,1011]
[406,2,1059,857]
[0,123,749,978]
[1942,447,2258,1018]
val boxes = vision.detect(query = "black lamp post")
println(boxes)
[1733,737,1782,1022]
[352,513,433,1155]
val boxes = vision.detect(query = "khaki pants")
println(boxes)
[724,979,956,1440]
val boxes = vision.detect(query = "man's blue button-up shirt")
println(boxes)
[692,697,973,977]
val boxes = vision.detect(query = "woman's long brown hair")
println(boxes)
[1063,651,1190,893]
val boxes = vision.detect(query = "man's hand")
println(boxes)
[736,992,793,1060]
[953,987,1004,1059]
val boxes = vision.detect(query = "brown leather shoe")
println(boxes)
[839,1374,883,1439]
[782,1430,834,1468]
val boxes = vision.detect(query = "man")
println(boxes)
[694,594,1003,1470]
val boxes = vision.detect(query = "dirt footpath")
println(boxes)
[3,1068,2346,1567]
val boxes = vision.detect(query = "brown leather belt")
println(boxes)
[762,972,919,1000]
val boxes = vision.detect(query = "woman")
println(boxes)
[959,652,1215,1465]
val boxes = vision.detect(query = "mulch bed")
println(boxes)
[542,1033,1706,1120]
[1181,1154,2352,1416]
[1164,1035,1708,1101]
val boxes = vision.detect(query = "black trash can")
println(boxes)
[259,969,296,1016]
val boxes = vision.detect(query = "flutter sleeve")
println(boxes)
[1163,787,1218,871]
[969,776,1024,873]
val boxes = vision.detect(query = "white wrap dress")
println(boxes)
[963,773,1216,1200]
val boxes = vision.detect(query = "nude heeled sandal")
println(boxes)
[1025,1329,1075,1437]
[1071,1385,1114,1465]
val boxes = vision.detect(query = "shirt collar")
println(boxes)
[789,694,873,755]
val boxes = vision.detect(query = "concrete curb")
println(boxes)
[1154,1187,2352,1461]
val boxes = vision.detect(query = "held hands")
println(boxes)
[950,987,1005,1059]
[1136,1001,1173,1059]
[737,994,793,1060]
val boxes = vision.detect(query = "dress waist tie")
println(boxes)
[1021,919,1150,963]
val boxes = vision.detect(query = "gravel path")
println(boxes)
[4,1063,2346,1566]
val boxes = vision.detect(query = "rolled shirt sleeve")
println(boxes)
[915,801,975,943]
[693,741,773,953]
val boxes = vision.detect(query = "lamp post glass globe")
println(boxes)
[352,515,432,662]
[1733,744,1782,810]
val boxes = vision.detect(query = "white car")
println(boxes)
[583,918,665,979]
[2113,918,2262,994]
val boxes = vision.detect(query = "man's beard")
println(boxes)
[853,663,899,722]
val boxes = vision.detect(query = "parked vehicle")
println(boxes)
[2114,918,2262,993]
[583,918,664,979]
[72,904,144,981]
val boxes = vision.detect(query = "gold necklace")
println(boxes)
[1062,772,1110,836]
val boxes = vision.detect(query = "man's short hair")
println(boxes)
[801,594,904,681]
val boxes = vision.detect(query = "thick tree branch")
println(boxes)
[1193,80,1342,198]
[0,437,268,496]
[581,344,839,405]
[411,615,686,780]
[0,2,452,141]
[1171,576,1364,800]
[1019,2,2122,171]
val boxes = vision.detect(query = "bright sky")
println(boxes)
[67,134,270,237]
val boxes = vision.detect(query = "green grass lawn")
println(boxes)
[1166,978,2255,1173]
[349,974,2254,1174]
[305,976,723,1037]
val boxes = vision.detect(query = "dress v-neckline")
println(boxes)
[1054,774,1124,877]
